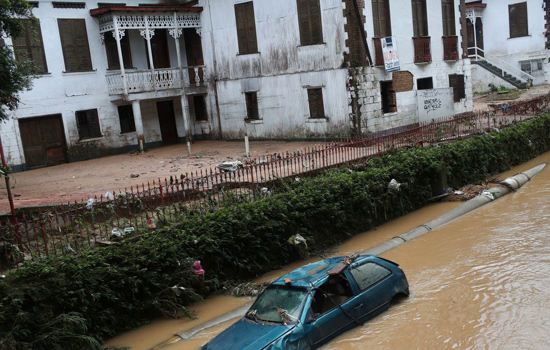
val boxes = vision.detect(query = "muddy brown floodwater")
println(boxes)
[105,152,550,350]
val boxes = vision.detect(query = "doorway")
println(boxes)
[467,18,484,57]
[146,29,170,69]
[19,114,67,169]
[156,100,178,145]
[184,28,204,84]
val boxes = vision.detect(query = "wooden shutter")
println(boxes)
[372,0,391,38]
[372,0,380,37]
[456,74,465,100]
[412,0,428,37]
[76,109,101,139]
[297,0,312,45]
[509,3,528,38]
[235,2,257,54]
[298,0,323,45]
[307,88,325,119]
[58,19,92,72]
[449,74,464,102]
[309,0,323,45]
[12,20,48,73]
[245,92,259,120]
[441,0,455,36]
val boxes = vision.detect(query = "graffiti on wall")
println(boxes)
[417,88,454,122]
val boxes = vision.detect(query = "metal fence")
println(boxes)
[1,93,549,271]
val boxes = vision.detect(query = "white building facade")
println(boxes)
[2,0,473,171]
[466,0,550,92]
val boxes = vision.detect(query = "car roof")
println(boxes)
[271,254,380,288]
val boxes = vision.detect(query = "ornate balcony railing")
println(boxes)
[442,36,459,61]
[413,37,431,64]
[372,38,384,67]
[106,66,207,95]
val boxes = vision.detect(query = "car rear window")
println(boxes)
[349,262,391,291]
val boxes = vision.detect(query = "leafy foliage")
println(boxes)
[0,0,37,120]
[0,115,549,348]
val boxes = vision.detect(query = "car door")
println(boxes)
[348,261,394,320]
[304,276,366,347]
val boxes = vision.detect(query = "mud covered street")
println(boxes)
[0,140,326,212]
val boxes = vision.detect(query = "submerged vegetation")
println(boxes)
[1,115,549,349]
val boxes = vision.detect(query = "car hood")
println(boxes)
[203,318,295,350]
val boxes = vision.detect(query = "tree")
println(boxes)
[0,0,37,121]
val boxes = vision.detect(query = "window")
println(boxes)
[380,81,397,113]
[75,109,101,139]
[193,95,208,121]
[308,276,354,318]
[412,0,428,37]
[58,19,93,72]
[449,74,465,102]
[297,0,323,46]
[441,0,456,37]
[417,77,433,90]
[520,59,543,75]
[245,92,259,120]
[509,2,528,38]
[52,2,86,8]
[371,0,391,38]
[117,105,135,134]
[349,262,391,291]
[11,19,48,73]
[307,88,325,119]
[235,2,258,55]
[105,31,132,69]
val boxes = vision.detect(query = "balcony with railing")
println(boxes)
[372,38,384,67]
[413,37,431,64]
[106,66,207,95]
[91,5,206,97]
[442,36,459,61]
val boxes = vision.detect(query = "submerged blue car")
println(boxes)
[204,254,409,349]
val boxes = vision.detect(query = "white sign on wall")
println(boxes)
[381,37,400,73]
[417,88,455,122]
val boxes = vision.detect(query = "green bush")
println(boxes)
[1,115,549,349]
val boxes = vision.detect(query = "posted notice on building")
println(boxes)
[382,36,400,73]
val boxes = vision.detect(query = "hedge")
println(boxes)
[1,115,549,349]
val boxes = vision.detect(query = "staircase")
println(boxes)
[472,60,528,89]
[468,47,534,90]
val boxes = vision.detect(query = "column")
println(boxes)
[112,15,128,95]
[132,100,146,152]
[170,12,192,155]
[140,15,156,90]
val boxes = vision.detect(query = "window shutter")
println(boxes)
[73,20,92,71]
[58,20,77,71]
[58,19,92,72]
[371,0,380,37]
[518,2,528,37]
[442,1,449,36]
[309,0,323,44]
[412,0,428,37]
[457,74,465,100]
[11,21,31,63]
[13,20,47,73]
[297,0,312,45]
[308,88,325,118]
[246,3,258,53]
[86,109,101,138]
[379,0,391,37]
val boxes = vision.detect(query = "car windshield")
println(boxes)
[247,286,307,323]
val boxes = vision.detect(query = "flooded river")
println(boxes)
[105,152,550,350]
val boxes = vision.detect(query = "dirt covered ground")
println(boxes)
[473,84,550,111]
[0,140,327,213]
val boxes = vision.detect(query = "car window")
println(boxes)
[349,262,391,291]
[248,286,307,323]
[308,276,354,320]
